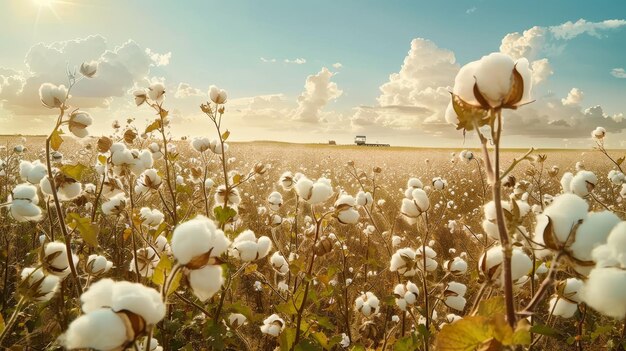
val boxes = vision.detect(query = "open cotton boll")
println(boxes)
[214,185,241,205]
[335,194,359,224]
[20,267,60,302]
[591,126,606,140]
[39,83,68,108]
[148,82,166,103]
[581,267,626,319]
[19,160,47,184]
[43,241,75,277]
[390,247,417,276]
[80,278,115,313]
[533,193,589,255]
[356,191,373,206]
[110,143,134,166]
[278,171,295,190]
[355,291,379,317]
[86,254,113,275]
[270,251,289,275]
[560,172,573,193]
[608,170,626,185]
[452,60,481,105]
[549,297,578,319]
[228,313,247,328]
[102,193,126,215]
[260,314,284,337]
[191,137,212,153]
[137,168,162,191]
[444,257,468,275]
[295,176,333,204]
[40,175,83,201]
[129,247,159,277]
[188,265,224,301]
[416,246,438,272]
[209,85,228,105]
[406,178,424,191]
[68,111,93,138]
[140,207,165,227]
[170,215,231,265]
[432,177,447,190]
[108,280,166,324]
[568,211,620,275]
[63,308,129,350]
[479,246,532,282]
[267,191,283,212]
[570,171,597,197]
[600,222,626,267]
[10,183,42,222]
[231,230,272,261]
[443,282,467,311]
[129,149,154,176]
[474,53,515,107]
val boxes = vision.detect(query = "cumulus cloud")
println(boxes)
[145,48,172,66]
[611,68,626,78]
[332,62,343,69]
[260,57,277,63]
[291,67,342,123]
[550,19,626,40]
[175,83,203,98]
[562,88,584,106]
[0,35,169,115]
[531,58,553,84]
[284,58,306,64]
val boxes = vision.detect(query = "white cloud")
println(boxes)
[611,68,626,78]
[175,82,204,98]
[145,48,171,66]
[530,58,553,84]
[550,19,626,40]
[332,62,343,69]
[260,57,277,63]
[284,58,306,64]
[291,67,342,123]
[466,7,477,14]
[561,88,584,106]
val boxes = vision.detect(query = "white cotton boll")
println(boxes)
[20,267,60,302]
[550,297,578,318]
[39,83,68,108]
[560,172,573,193]
[102,193,126,215]
[19,160,47,184]
[138,168,162,191]
[270,252,289,275]
[570,171,597,197]
[356,191,373,206]
[68,111,93,138]
[279,171,295,190]
[80,278,115,313]
[86,254,113,275]
[110,143,134,166]
[390,248,417,276]
[561,278,584,304]
[214,185,241,205]
[129,247,158,277]
[260,314,284,337]
[10,183,42,222]
[63,308,128,350]
[209,85,228,105]
[591,126,606,139]
[453,60,481,105]
[569,211,620,275]
[228,313,247,328]
[406,178,424,191]
[355,292,379,317]
[267,191,283,212]
[474,53,516,107]
[110,280,166,324]
[170,215,231,265]
[601,222,626,267]
[335,194,359,224]
[39,176,82,201]
[231,230,273,261]
[191,137,212,153]
[444,295,467,312]
[44,241,73,277]
[309,177,333,204]
[140,207,165,227]
[608,170,626,185]
[581,267,626,319]
[479,246,532,282]
[188,265,224,301]
[148,82,166,103]
[154,235,170,254]
[445,102,459,125]
[204,178,215,188]
[533,193,589,253]
[411,189,430,212]
[432,177,447,190]
[445,257,468,275]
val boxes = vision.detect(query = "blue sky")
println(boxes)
[1,0,626,147]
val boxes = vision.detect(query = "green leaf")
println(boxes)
[394,334,420,351]
[0,313,5,334]
[66,213,99,247]
[61,163,87,181]
[50,130,64,151]
[437,316,494,351]
[530,324,561,338]
[213,206,237,227]
[279,327,296,351]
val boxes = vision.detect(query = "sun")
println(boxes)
[33,0,55,7]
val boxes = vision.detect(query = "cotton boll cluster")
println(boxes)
[20,267,60,302]
[9,183,42,222]
[549,278,583,318]
[231,230,272,262]
[260,314,284,337]
[334,194,360,224]
[68,111,93,138]
[171,216,230,301]
[63,279,165,350]
[390,247,417,277]
[443,282,467,312]
[209,85,228,105]
[140,207,165,227]
[355,291,380,317]
[400,188,429,223]
[267,191,283,211]
[478,246,532,283]
[393,281,419,311]
[85,254,113,276]
[482,199,530,241]
[294,176,333,205]
[19,160,47,184]
[214,186,241,207]
[39,83,68,109]
[416,245,438,272]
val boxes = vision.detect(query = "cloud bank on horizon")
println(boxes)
[0,16,625,148]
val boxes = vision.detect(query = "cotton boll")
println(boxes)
[191,137,212,153]
[63,308,129,350]
[19,160,47,184]
[129,247,159,277]
[267,191,283,212]
[474,53,516,108]
[479,246,532,282]
[568,211,620,275]
[260,314,284,337]
[533,193,589,255]
[356,191,373,206]
[85,254,113,275]
[43,241,74,277]
[214,185,241,206]
[187,265,224,301]
[68,111,93,138]
[170,215,231,265]
[355,292,379,317]
[102,193,126,215]
[278,171,295,190]
[231,230,273,261]
[228,313,247,328]
[20,267,60,302]
[270,252,289,275]
[209,85,228,105]
[140,207,165,227]
[444,257,468,275]
[581,267,626,319]
[390,248,417,276]
[335,194,359,224]
[10,183,42,222]
[608,170,626,185]
[560,172,573,193]
[148,83,166,103]
[591,126,606,140]
[549,297,578,318]
[570,171,597,197]
[39,83,68,109]
[452,60,481,106]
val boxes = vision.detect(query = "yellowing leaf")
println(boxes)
[50,130,64,151]
[477,296,506,317]
[437,316,494,351]
[61,163,87,181]
[221,130,230,141]
[66,213,99,247]
[145,119,162,134]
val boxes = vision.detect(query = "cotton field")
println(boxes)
[1,52,626,351]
